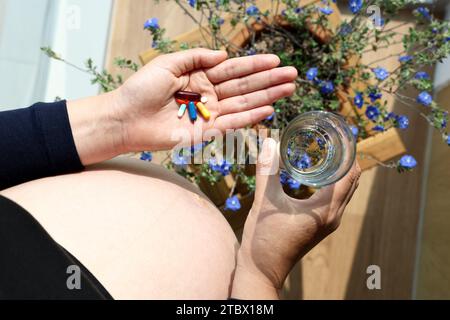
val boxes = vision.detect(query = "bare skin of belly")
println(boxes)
[1,157,239,299]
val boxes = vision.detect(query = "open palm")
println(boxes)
[115,48,298,152]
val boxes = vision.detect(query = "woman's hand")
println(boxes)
[231,138,361,299]
[67,49,297,165]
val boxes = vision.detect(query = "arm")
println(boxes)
[0,49,297,189]
[68,48,297,162]
[0,100,84,190]
[231,138,361,299]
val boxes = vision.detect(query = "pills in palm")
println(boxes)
[174,91,210,122]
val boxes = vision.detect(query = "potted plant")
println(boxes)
[42,0,450,237]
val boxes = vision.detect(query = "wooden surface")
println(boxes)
[415,85,450,299]
[106,1,431,299]
[293,12,428,299]
[139,0,337,64]
[105,0,200,76]
[356,128,406,171]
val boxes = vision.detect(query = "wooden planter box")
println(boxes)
[139,0,406,229]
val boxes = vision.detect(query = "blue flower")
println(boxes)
[209,158,232,176]
[320,81,335,95]
[151,41,158,48]
[373,125,385,132]
[349,0,363,14]
[365,105,380,121]
[188,0,196,8]
[373,67,389,81]
[369,91,382,102]
[306,67,318,81]
[447,135,450,146]
[396,115,409,129]
[399,155,417,169]
[415,71,430,80]
[140,151,153,162]
[220,160,232,176]
[172,150,189,167]
[296,154,312,170]
[417,91,432,106]
[440,112,448,129]
[354,92,364,108]
[144,17,159,29]
[384,112,396,121]
[340,23,353,36]
[208,158,222,172]
[266,112,275,121]
[190,142,206,155]
[287,178,301,190]
[317,137,326,149]
[280,170,301,190]
[319,6,334,15]
[294,7,302,14]
[246,5,259,16]
[246,48,256,56]
[280,170,289,184]
[350,125,359,137]
[399,55,413,63]
[225,195,241,212]
[416,7,431,20]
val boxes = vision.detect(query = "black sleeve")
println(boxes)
[0,100,84,190]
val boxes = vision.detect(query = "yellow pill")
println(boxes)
[196,102,211,120]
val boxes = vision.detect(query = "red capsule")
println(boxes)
[175,91,201,101]
[176,98,189,105]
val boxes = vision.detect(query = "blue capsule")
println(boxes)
[188,101,197,122]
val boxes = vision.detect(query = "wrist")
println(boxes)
[231,250,280,300]
[67,90,126,165]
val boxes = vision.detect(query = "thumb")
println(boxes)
[255,138,283,197]
[307,160,361,207]
[156,48,228,76]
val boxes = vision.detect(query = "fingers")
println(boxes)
[214,66,298,100]
[331,162,361,228]
[154,48,228,77]
[340,161,361,208]
[307,160,361,207]
[254,138,283,198]
[334,161,362,204]
[214,106,274,131]
[206,54,280,84]
[218,83,296,115]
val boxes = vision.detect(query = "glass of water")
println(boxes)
[279,111,356,187]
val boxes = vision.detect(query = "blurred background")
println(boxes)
[0,0,449,299]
